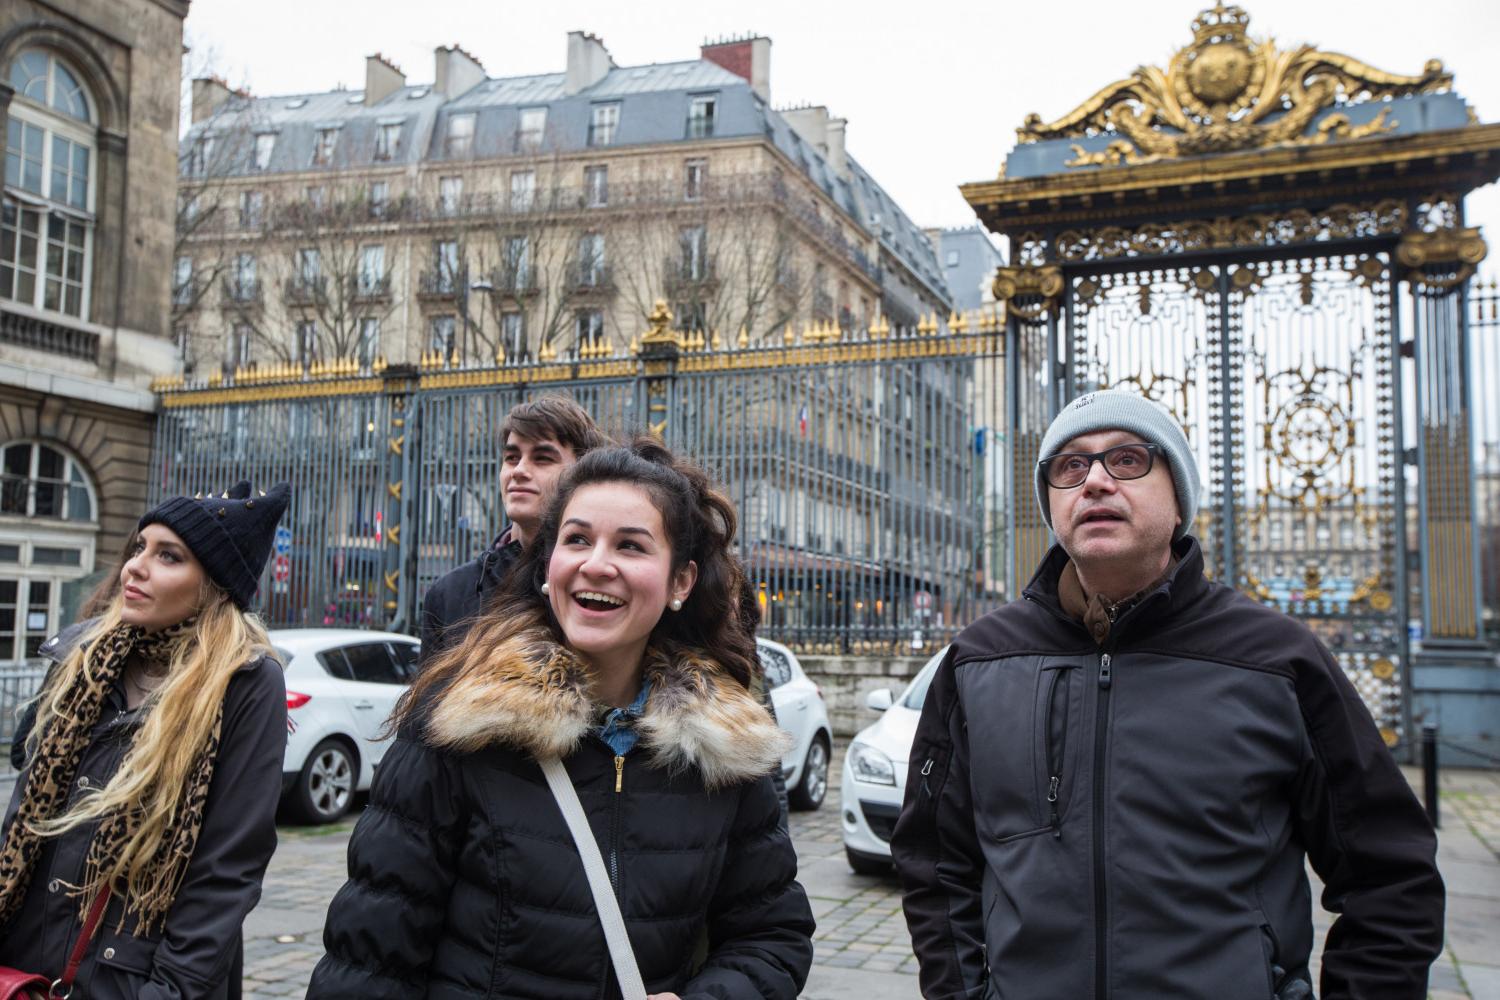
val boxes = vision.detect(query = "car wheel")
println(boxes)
[295,737,356,824]
[846,846,892,876]
[789,733,829,811]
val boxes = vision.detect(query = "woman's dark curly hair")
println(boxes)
[402,437,761,720]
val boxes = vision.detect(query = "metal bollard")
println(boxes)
[1422,724,1440,830]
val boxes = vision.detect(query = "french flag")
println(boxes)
[798,404,808,438]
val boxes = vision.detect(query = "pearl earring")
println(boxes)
[670,598,683,611]
[540,582,550,595]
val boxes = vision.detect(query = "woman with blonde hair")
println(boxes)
[309,439,813,999]
[0,482,291,1000]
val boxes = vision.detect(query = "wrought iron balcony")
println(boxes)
[663,259,717,293]
[567,263,614,293]
[221,279,263,307]
[0,307,100,362]
[417,270,459,299]
[489,270,538,298]
[283,276,328,305]
[352,275,392,302]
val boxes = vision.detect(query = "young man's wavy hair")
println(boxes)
[401,437,759,726]
[26,580,273,907]
[499,394,610,455]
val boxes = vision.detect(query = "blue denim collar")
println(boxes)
[595,676,652,757]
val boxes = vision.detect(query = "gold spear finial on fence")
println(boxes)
[737,326,749,349]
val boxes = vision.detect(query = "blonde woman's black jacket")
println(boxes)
[0,626,286,1000]
[306,621,814,999]
[891,537,1444,1000]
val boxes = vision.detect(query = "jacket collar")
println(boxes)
[1025,535,1209,629]
[424,613,790,789]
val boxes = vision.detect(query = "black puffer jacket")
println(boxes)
[893,537,1444,1000]
[418,530,521,668]
[307,621,814,999]
[0,625,286,1000]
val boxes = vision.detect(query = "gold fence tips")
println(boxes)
[737,326,749,349]
[629,335,640,354]
[494,342,507,366]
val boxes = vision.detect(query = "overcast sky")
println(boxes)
[183,0,1500,237]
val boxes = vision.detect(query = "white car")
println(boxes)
[759,637,833,811]
[272,629,420,824]
[840,645,948,873]
[272,629,829,823]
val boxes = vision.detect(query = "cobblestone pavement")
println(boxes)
[8,745,1497,998]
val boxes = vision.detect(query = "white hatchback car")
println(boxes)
[759,638,833,811]
[272,629,830,823]
[272,629,420,824]
[840,645,948,873]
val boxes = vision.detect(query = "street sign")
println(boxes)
[913,590,933,611]
[274,526,293,556]
[272,554,292,584]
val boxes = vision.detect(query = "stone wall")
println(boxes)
[799,652,931,738]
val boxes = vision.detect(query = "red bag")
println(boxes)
[0,893,108,999]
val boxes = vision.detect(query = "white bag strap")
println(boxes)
[540,756,648,1000]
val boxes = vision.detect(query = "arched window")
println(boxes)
[3,49,96,319]
[0,440,98,659]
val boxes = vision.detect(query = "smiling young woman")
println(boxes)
[309,439,814,1000]
[0,482,291,1000]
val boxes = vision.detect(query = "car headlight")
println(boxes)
[848,741,896,786]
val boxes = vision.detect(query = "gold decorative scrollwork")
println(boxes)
[1055,201,1406,262]
[1396,227,1489,290]
[1017,4,1448,164]
[640,299,682,347]
[992,264,1064,319]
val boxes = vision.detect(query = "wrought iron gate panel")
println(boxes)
[1062,251,1410,746]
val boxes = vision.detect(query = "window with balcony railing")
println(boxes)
[253,132,276,170]
[446,113,475,157]
[374,122,401,162]
[584,165,608,208]
[311,127,339,166]
[588,104,620,147]
[686,95,716,139]
[517,108,546,151]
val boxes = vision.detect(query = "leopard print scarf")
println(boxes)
[0,618,216,934]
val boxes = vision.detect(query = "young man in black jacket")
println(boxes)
[419,396,606,666]
[892,390,1444,1000]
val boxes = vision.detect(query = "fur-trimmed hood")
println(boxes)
[425,617,790,789]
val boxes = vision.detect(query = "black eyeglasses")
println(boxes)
[1039,443,1160,489]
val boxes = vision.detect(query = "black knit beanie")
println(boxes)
[138,481,291,609]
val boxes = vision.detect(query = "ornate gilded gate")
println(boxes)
[964,4,1500,753]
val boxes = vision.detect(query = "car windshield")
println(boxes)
[902,647,949,710]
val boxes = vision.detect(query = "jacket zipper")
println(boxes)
[1092,650,1112,999]
[1044,667,1073,839]
[599,754,627,1000]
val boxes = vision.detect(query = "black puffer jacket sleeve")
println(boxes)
[891,646,988,1000]
[140,654,287,1000]
[1292,642,1444,999]
[680,773,814,1000]
[307,734,468,999]
[417,575,455,669]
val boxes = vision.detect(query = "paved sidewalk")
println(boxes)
[3,754,1499,998]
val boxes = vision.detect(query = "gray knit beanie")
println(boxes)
[1034,390,1200,540]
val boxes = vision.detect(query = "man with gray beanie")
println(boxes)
[892,390,1443,1000]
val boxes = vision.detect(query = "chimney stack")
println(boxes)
[783,105,850,181]
[365,54,406,106]
[434,44,485,98]
[191,77,233,124]
[565,31,613,96]
[702,35,771,103]
[826,116,847,176]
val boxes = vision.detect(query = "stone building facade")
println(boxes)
[0,0,188,648]
[172,33,950,373]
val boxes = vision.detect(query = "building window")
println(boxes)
[305,185,327,211]
[501,311,524,358]
[295,320,318,365]
[509,169,535,212]
[311,127,339,166]
[577,233,605,286]
[3,49,96,319]
[429,314,456,355]
[588,103,620,147]
[238,189,265,228]
[368,180,389,217]
[945,249,959,267]
[584,165,608,208]
[503,236,531,293]
[358,245,386,295]
[574,308,604,356]
[357,318,380,367]
[374,122,401,161]
[517,107,546,151]
[186,134,215,176]
[295,247,321,291]
[434,240,459,292]
[684,158,706,201]
[173,256,193,307]
[686,95,716,139]
[446,113,475,157]
[439,175,463,215]
[229,321,253,367]
[0,442,94,522]
[680,225,707,280]
[253,132,276,170]
[230,253,258,301]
